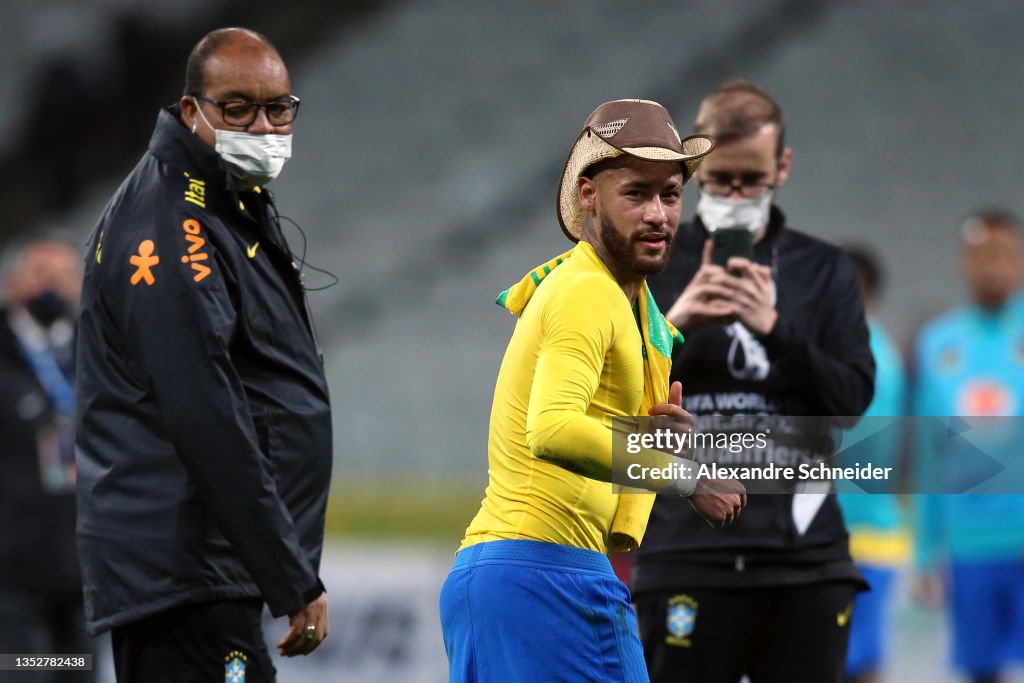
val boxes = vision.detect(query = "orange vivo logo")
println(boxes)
[181,219,212,282]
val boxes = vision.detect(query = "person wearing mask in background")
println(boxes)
[75,28,332,682]
[913,210,1024,683]
[837,246,909,683]
[0,236,94,683]
[633,79,875,683]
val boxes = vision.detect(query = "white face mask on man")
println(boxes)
[695,187,774,234]
[193,99,292,189]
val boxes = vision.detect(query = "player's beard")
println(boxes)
[598,211,673,277]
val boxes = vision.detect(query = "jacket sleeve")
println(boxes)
[758,250,876,417]
[101,202,321,618]
[525,274,679,488]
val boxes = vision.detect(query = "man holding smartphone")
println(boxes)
[632,80,876,682]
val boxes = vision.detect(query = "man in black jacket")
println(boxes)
[75,28,332,682]
[1,236,94,683]
[634,80,875,682]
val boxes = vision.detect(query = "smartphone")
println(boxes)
[711,228,754,268]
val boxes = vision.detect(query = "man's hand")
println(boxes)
[665,240,778,337]
[665,241,740,333]
[721,256,777,336]
[650,382,746,524]
[648,381,696,458]
[277,594,329,657]
[688,476,747,528]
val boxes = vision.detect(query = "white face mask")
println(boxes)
[193,100,292,189]
[695,187,774,234]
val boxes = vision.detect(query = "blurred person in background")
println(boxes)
[913,210,1024,683]
[75,27,331,682]
[440,99,745,683]
[837,245,910,683]
[633,79,875,683]
[0,236,94,683]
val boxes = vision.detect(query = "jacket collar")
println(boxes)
[148,104,230,185]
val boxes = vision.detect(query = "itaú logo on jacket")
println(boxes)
[181,218,211,282]
[725,322,770,381]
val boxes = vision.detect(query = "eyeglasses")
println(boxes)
[698,172,776,199]
[193,94,301,127]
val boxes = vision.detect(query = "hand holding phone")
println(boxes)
[708,233,777,335]
[711,228,754,268]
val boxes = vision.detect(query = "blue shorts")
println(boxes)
[439,539,648,683]
[950,559,1024,675]
[844,565,896,676]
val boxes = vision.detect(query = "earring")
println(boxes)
[192,121,197,134]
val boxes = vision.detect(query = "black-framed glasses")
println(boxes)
[698,172,776,199]
[193,94,301,127]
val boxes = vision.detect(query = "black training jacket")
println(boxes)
[75,105,332,635]
[0,314,82,602]
[633,208,874,592]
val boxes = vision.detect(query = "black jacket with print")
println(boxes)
[75,105,332,634]
[633,208,875,592]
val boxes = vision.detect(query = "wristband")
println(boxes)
[662,459,698,497]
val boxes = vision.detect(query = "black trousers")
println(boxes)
[111,599,275,683]
[634,582,859,683]
[0,589,95,683]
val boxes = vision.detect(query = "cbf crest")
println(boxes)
[666,594,698,647]
[225,650,248,683]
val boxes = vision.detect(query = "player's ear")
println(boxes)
[578,176,598,213]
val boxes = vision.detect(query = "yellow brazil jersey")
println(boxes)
[461,241,658,554]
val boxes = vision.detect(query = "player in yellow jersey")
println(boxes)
[440,99,746,683]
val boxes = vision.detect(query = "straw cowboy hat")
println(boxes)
[557,99,715,242]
